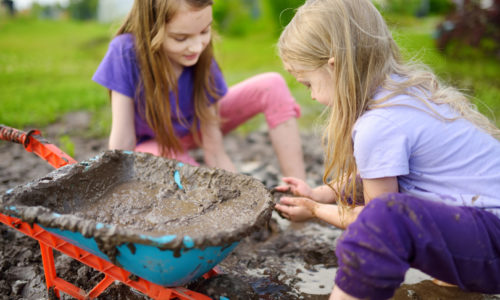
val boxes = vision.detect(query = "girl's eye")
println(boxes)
[174,36,187,42]
[299,81,311,89]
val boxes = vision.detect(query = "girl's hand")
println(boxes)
[275,196,318,222]
[274,177,313,199]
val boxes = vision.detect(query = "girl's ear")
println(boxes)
[328,57,335,68]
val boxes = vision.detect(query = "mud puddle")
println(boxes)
[1,112,499,299]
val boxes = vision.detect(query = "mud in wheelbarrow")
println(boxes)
[1,149,274,288]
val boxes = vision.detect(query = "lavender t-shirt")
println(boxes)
[92,33,228,143]
[352,86,500,217]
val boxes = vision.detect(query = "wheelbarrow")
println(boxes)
[0,125,273,299]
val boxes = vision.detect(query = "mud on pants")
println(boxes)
[335,193,500,300]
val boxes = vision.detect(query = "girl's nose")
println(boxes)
[188,37,203,53]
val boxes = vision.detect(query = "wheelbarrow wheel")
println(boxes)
[191,274,258,300]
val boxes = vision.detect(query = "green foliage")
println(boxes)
[28,3,44,17]
[67,0,98,20]
[381,0,454,17]
[266,0,304,34]
[213,1,254,36]
[29,3,65,19]
[381,0,422,15]
[435,0,500,59]
[429,0,454,15]
[213,0,305,37]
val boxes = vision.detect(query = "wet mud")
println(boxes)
[0,112,499,299]
[1,151,272,254]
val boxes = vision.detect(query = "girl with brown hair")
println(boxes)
[93,0,306,179]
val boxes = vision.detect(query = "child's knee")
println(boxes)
[257,72,287,89]
[255,72,300,127]
[255,72,294,102]
[135,140,161,156]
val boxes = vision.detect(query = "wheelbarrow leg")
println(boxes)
[39,241,60,299]
[39,241,88,299]
[87,274,115,298]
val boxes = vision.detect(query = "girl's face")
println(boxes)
[286,63,335,106]
[163,2,212,73]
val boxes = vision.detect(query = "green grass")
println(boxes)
[0,17,113,134]
[388,15,500,125]
[1,14,499,138]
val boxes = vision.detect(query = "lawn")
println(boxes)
[1,14,499,138]
[0,17,112,136]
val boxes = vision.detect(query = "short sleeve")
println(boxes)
[209,60,228,103]
[92,34,139,99]
[353,114,411,179]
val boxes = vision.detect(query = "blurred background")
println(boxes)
[1,0,499,149]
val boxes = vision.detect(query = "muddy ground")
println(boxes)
[0,112,499,299]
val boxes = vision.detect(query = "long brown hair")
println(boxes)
[279,0,500,216]
[116,0,220,155]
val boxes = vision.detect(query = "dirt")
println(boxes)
[0,111,499,299]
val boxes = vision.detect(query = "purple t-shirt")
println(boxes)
[92,33,228,143]
[352,84,500,217]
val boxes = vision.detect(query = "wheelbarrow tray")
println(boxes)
[1,150,273,287]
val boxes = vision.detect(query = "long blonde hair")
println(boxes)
[279,0,500,209]
[116,0,220,155]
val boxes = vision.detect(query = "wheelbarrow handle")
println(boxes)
[0,124,77,169]
[0,124,33,146]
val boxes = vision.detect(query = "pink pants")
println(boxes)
[135,72,301,165]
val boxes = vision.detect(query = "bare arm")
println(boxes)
[362,177,399,205]
[311,184,337,203]
[276,197,360,229]
[200,105,237,172]
[276,176,399,229]
[109,90,136,150]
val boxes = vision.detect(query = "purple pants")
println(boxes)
[335,193,500,299]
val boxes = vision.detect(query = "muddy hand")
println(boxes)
[273,177,313,199]
[275,196,317,222]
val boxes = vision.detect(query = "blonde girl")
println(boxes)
[274,0,500,299]
[93,0,306,179]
